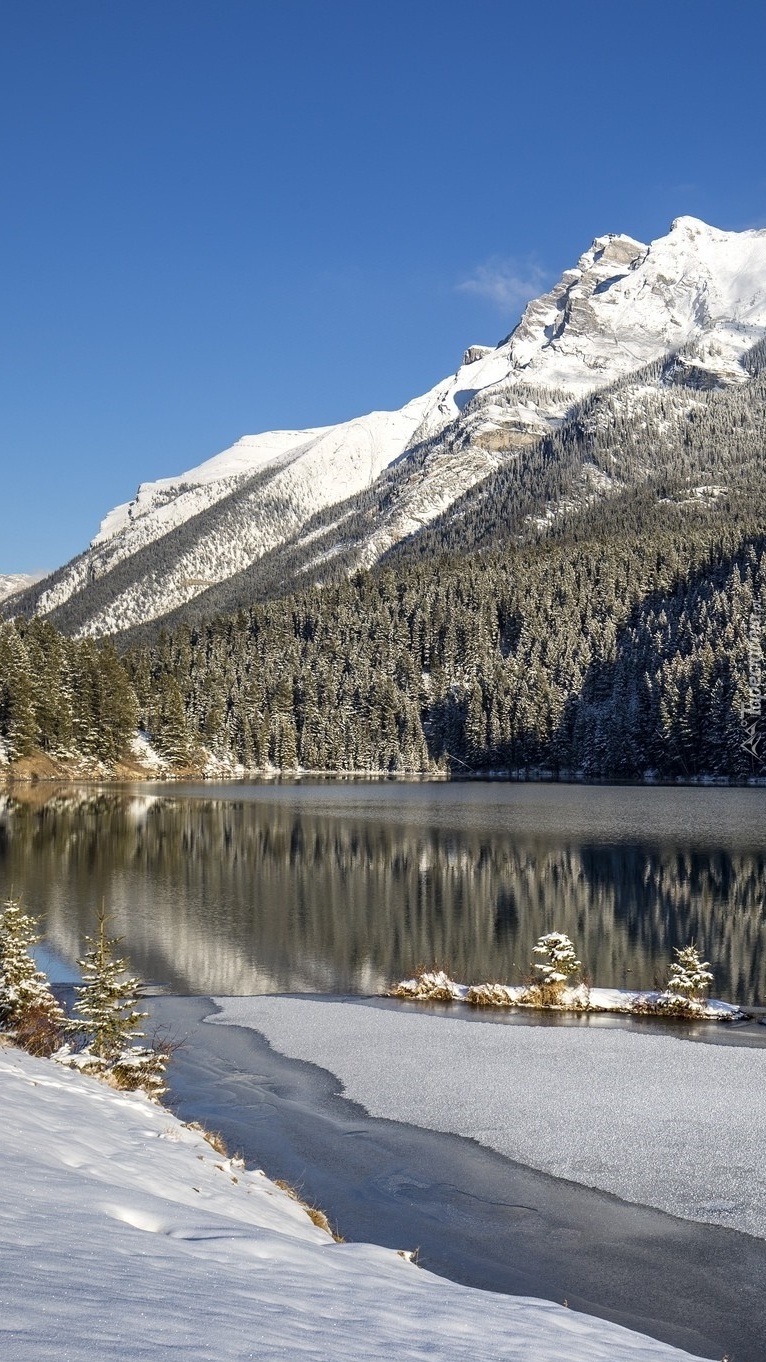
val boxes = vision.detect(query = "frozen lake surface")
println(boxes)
[211,996,766,1240]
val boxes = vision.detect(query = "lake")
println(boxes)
[2,779,765,1005]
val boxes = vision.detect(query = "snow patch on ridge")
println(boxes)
[92,427,334,546]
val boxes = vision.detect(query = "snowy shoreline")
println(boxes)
[390,969,746,1021]
[3,762,766,787]
[1,1038,711,1361]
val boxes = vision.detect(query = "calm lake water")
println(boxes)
[1,779,766,1005]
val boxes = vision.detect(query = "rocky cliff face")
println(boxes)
[9,217,766,637]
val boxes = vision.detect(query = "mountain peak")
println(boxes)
[587,231,646,264]
[494,215,766,395]
[669,214,716,234]
[665,214,766,241]
[0,573,45,604]
[9,216,766,638]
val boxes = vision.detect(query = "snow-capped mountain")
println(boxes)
[0,573,44,604]
[10,216,766,637]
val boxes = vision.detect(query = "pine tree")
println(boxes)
[150,673,192,766]
[92,642,139,762]
[67,907,166,1093]
[0,896,66,1055]
[24,617,73,753]
[664,943,714,1007]
[531,931,582,1000]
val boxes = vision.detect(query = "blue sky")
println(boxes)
[2,0,765,573]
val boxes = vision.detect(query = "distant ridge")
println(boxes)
[0,573,45,605]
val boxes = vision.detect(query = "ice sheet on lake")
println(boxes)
[211,998,766,1239]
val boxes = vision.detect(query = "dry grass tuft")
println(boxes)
[389,968,461,1002]
[187,1121,228,1156]
[397,1247,420,1265]
[274,1178,344,1242]
[12,1004,66,1058]
[521,978,564,1009]
[305,1205,333,1234]
[465,983,514,1008]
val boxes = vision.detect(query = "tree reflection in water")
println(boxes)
[1,784,765,1005]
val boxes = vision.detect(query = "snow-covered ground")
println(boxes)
[128,731,167,771]
[1,1042,707,1362]
[211,997,766,1240]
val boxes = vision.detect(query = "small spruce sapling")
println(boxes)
[0,895,66,1055]
[67,905,166,1094]
[531,931,582,1004]
[663,944,714,1013]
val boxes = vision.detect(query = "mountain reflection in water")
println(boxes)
[1,782,765,1005]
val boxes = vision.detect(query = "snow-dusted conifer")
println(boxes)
[532,931,581,985]
[0,625,37,758]
[0,896,66,1054]
[70,907,146,1059]
[68,906,166,1094]
[665,944,714,1003]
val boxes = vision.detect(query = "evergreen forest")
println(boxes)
[2,341,766,782]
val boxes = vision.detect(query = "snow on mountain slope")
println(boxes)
[30,386,460,635]
[92,425,335,546]
[1,1042,711,1362]
[13,216,766,637]
[411,216,766,431]
[0,573,44,604]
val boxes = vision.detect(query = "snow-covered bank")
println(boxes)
[391,969,743,1020]
[211,997,766,1241]
[0,1044,707,1362]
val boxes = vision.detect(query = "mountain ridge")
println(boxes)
[7,216,766,638]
